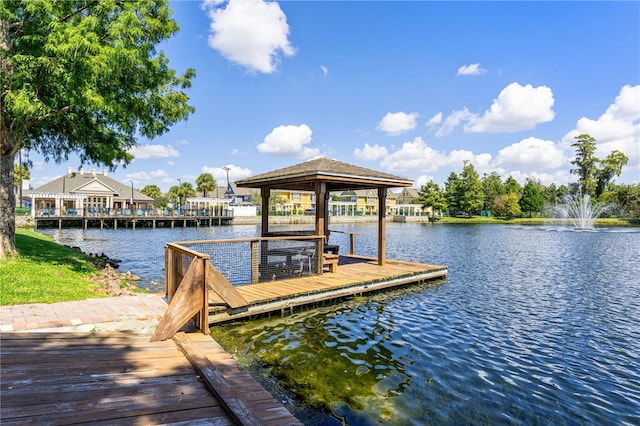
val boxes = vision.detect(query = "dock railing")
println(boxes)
[153,235,325,341]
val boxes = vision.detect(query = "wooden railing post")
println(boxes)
[199,257,209,335]
[349,233,355,255]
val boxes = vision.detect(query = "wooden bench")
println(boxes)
[323,254,339,273]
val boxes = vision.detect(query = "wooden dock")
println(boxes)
[1,331,301,425]
[34,214,233,230]
[207,254,448,324]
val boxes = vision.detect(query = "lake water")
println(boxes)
[38,223,640,425]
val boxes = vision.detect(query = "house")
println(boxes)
[396,187,420,204]
[337,188,397,215]
[390,187,430,216]
[23,167,153,217]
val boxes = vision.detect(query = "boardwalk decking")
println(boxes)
[1,332,301,425]
[208,255,448,323]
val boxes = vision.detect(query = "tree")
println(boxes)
[168,182,195,207]
[444,172,461,214]
[570,134,599,197]
[141,184,166,208]
[141,185,162,200]
[482,172,505,212]
[458,161,484,216]
[13,163,29,188]
[519,180,544,217]
[595,150,628,199]
[196,173,217,197]
[493,193,522,218]
[418,181,447,219]
[1,1,195,258]
[504,176,522,196]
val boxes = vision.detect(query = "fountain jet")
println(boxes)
[557,193,610,229]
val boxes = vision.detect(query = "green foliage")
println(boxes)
[493,193,521,218]
[13,163,29,186]
[1,229,107,305]
[196,173,217,197]
[444,172,461,212]
[1,0,195,257]
[141,184,162,200]
[458,161,484,215]
[140,184,167,207]
[504,176,522,196]
[519,180,544,217]
[482,172,505,211]
[168,181,195,205]
[418,181,446,217]
[570,134,599,197]
[596,150,628,198]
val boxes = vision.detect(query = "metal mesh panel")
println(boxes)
[179,237,321,287]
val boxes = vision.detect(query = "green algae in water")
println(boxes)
[210,284,445,423]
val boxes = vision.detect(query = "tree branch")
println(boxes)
[61,1,100,23]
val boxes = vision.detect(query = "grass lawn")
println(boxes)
[434,216,633,226]
[0,229,108,306]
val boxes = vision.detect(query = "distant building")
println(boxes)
[22,167,153,217]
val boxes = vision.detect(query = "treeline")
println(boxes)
[417,134,639,218]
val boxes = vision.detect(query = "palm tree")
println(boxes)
[196,173,217,197]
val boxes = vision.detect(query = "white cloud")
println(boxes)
[376,112,419,135]
[321,65,328,77]
[495,137,566,171]
[380,137,448,173]
[129,144,179,160]
[353,143,388,161]
[201,164,253,185]
[457,63,487,76]
[426,112,443,127]
[125,169,170,186]
[435,108,474,137]
[562,84,640,178]
[414,174,436,189]
[202,0,295,74]
[466,83,555,133]
[257,124,320,158]
[431,83,556,136]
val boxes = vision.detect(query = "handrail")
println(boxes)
[328,229,358,255]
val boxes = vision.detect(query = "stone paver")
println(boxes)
[0,294,167,333]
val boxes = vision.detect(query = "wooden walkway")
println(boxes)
[208,255,448,323]
[1,332,301,425]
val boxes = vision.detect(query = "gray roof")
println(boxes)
[236,157,413,191]
[26,170,153,202]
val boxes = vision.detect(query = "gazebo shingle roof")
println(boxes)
[236,157,412,191]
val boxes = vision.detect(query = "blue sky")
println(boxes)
[28,1,640,193]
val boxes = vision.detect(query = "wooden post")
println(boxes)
[165,245,175,300]
[378,187,386,266]
[199,257,209,334]
[314,181,328,238]
[260,187,270,236]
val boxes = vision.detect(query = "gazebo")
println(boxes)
[235,157,413,266]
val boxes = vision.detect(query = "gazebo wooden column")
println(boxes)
[314,181,329,238]
[260,187,270,236]
[378,187,386,266]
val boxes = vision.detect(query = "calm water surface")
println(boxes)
[39,223,640,425]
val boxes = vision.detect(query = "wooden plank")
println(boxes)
[0,333,235,426]
[173,332,302,426]
[151,260,204,341]
[207,262,249,308]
